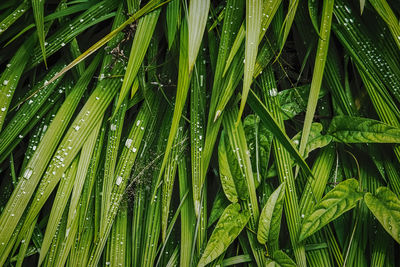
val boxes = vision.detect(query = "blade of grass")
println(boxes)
[32,0,47,67]
[237,0,262,123]
[298,0,334,161]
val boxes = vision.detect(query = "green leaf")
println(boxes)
[328,116,400,143]
[237,0,263,123]
[218,131,239,203]
[364,187,400,244]
[32,0,47,67]
[292,123,332,159]
[243,114,273,179]
[208,190,230,227]
[266,250,297,267]
[298,0,334,158]
[188,0,210,73]
[247,90,314,179]
[197,203,250,267]
[114,7,161,116]
[257,182,286,248]
[299,179,363,241]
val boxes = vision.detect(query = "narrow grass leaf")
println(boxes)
[298,0,334,158]
[40,0,165,86]
[247,90,313,178]
[32,0,47,67]
[0,0,29,36]
[369,0,400,50]
[237,0,262,123]
[114,7,161,116]
[188,0,210,73]
[0,36,35,131]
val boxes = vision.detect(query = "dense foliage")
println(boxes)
[1,0,400,266]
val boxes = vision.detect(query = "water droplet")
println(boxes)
[3,80,9,85]
[116,176,123,185]
[125,139,132,148]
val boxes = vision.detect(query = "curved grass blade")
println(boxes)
[113,7,161,117]
[0,52,103,259]
[261,67,306,266]
[0,0,29,36]
[298,0,334,159]
[0,36,35,131]
[40,0,167,86]
[237,0,262,123]
[299,179,363,242]
[247,90,313,178]
[166,0,180,49]
[364,187,400,244]
[188,0,210,73]
[89,93,161,267]
[369,0,400,50]
[38,156,80,265]
[0,61,65,156]
[197,203,250,267]
[32,0,47,67]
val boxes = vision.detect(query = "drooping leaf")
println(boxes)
[364,187,400,244]
[197,203,250,267]
[299,179,363,241]
[265,250,297,267]
[243,114,273,179]
[292,123,332,159]
[328,116,400,143]
[218,131,239,203]
[257,182,286,248]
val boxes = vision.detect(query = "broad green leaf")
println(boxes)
[197,203,250,267]
[364,187,400,244]
[237,0,262,123]
[243,114,273,177]
[292,123,332,159]
[266,250,296,267]
[218,131,239,203]
[298,0,334,158]
[328,116,400,143]
[257,182,286,248]
[299,179,363,241]
[208,190,230,227]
